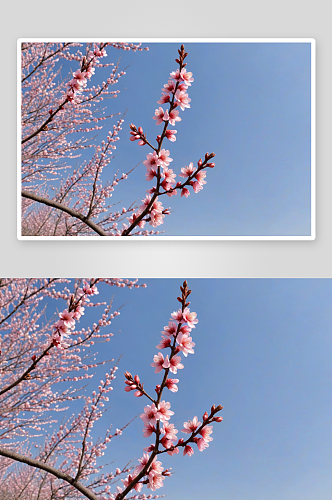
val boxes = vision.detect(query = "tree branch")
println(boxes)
[0,448,99,500]
[21,191,107,236]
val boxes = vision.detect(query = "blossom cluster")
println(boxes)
[120,281,223,499]
[124,45,216,235]
[51,280,99,348]
[66,44,107,103]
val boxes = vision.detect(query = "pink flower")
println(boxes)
[175,90,191,110]
[181,187,190,197]
[158,149,173,167]
[179,162,196,178]
[170,310,183,322]
[163,79,177,93]
[156,400,174,422]
[147,472,164,491]
[165,378,179,392]
[199,425,213,443]
[168,108,181,126]
[83,282,99,295]
[162,166,176,184]
[191,181,204,193]
[156,336,172,349]
[157,93,170,104]
[162,321,178,337]
[176,332,195,357]
[146,168,157,181]
[181,416,201,434]
[153,107,167,125]
[195,170,207,185]
[167,446,180,456]
[143,422,156,437]
[182,307,198,328]
[180,68,194,87]
[73,70,87,85]
[165,129,177,142]
[59,310,75,328]
[162,422,178,441]
[143,151,162,169]
[183,445,194,457]
[150,211,165,227]
[170,69,181,81]
[134,453,150,475]
[140,404,159,425]
[168,354,184,374]
[196,437,209,451]
[73,306,84,320]
[151,352,167,373]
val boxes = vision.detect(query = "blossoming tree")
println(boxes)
[21,42,216,236]
[0,279,223,499]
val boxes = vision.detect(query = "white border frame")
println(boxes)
[17,38,316,241]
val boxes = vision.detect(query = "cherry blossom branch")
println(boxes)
[21,191,107,236]
[122,45,216,235]
[118,281,223,498]
[0,448,99,500]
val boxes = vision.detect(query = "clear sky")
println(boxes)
[42,279,332,500]
[42,41,312,236]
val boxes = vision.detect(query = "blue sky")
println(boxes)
[41,279,332,500]
[34,41,312,236]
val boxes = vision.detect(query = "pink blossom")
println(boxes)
[199,425,213,443]
[182,307,198,328]
[83,282,99,295]
[163,79,177,93]
[59,310,76,328]
[162,321,178,337]
[140,404,159,425]
[196,437,210,451]
[170,69,181,81]
[146,168,157,181]
[162,422,178,441]
[153,107,167,125]
[181,187,190,198]
[143,422,156,437]
[167,446,180,456]
[165,378,179,392]
[182,416,201,434]
[150,210,165,227]
[179,162,196,178]
[151,352,167,373]
[156,400,174,422]
[134,453,150,475]
[180,68,194,87]
[158,149,173,167]
[170,310,183,322]
[147,472,164,491]
[175,90,191,111]
[73,70,87,85]
[183,445,194,457]
[195,170,207,185]
[168,354,184,374]
[165,129,177,142]
[73,305,85,320]
[176,332,195,356]
[143,151,162,169]
[157,93,171,104]
[191,181,204,193]
[156,336,172,349]
[168,108,181,126]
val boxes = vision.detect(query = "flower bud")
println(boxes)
[155,385,161,394]
[213,416,223,422]
[134,374,140,384]
[203,411,209,421]
[31,355,36,362]
[211,404,216,413]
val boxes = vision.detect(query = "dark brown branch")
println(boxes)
[21,191,107,236]
[0,448,99,500]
